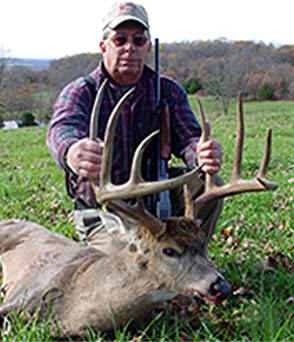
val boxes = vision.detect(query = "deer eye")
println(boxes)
[163,248,181,258]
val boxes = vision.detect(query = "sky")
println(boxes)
[1,0,294,60]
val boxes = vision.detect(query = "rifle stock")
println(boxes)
[160,102,171,160]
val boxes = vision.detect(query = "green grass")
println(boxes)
[0,97,293,341]
[0,127,74,236]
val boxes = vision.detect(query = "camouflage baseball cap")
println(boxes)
[103,2,149,31]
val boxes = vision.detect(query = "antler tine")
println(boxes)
[184,183,195,220]
[89,79,108,141]
[196,98,214,191]
[89,79,108,201]
[234,93,277,190]
[257,129,278,190]
[100,86,136,189]
[258,129,271,178]
[232,92,244,181]
[129,130,160,183]
[193,93,278,212]
[196,98,209,141]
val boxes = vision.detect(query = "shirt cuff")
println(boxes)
[57,138,79,173]
[180,138,200,169]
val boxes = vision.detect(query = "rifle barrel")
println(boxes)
[155,38,160,105]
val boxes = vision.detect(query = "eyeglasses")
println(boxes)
[109,34,148,48]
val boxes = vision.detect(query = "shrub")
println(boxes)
[258,82,275,100]
[19,112,38,127]
[182,77,202,94]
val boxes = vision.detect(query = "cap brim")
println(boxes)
[108,15,149,29]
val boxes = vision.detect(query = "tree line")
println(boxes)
[1,39,294,126]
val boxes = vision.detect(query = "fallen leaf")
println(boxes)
[285,297,294,305]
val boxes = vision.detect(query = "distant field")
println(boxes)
[0,98,293,341]
[7,57,53,70]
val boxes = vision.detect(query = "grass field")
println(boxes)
[0,97,293,341]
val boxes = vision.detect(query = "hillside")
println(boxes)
[7,58,54,70]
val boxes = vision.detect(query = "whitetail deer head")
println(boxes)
[0,87,278,338]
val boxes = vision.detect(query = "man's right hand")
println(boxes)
[66,138,104,179]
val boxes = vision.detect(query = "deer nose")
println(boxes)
[209,277,231,301]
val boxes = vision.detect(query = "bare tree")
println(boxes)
[0,45,10,126]
[48,53,101,93]
[0,46,10,95]
[198,41,273,115]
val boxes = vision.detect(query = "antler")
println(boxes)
[89,81,203,235]
[90,83,202,204]
[194,93,279,213]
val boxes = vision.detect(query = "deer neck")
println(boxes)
[60,227,176,331]
[103,227,177,303]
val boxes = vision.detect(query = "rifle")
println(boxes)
[154,38,172,219]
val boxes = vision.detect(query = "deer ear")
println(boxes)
[197,219,212,247]
[184,184,210,246]
[42,288,63,303]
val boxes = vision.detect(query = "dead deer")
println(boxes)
[0,85,278,337]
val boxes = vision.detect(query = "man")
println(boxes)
[47,2,223,253]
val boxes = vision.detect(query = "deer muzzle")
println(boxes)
[205,276,231,304]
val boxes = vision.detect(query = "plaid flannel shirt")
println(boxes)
[46,63,201,209]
